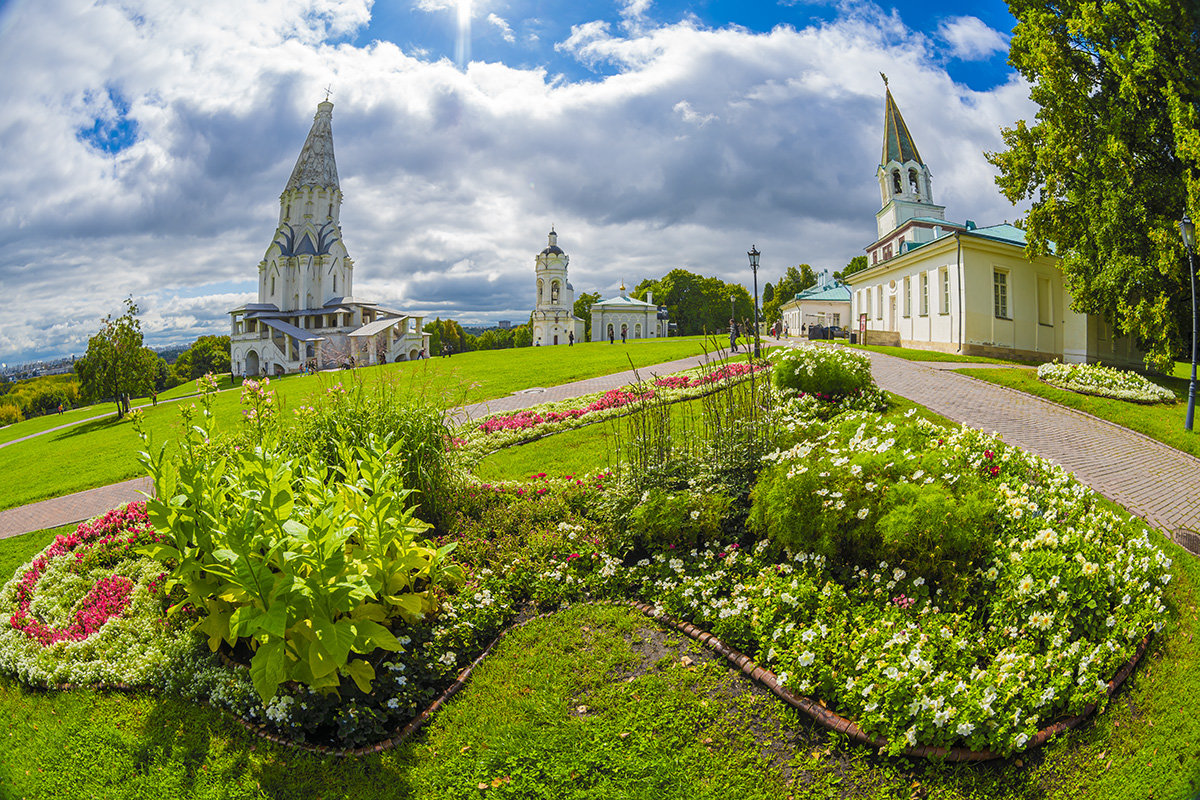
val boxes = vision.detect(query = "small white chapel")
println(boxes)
[847,78,1141,365]
[228,100,428,377]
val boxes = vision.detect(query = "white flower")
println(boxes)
[798,651,814,667]
[856,508,870,520]
[956,721,975,737]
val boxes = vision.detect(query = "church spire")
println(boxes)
[286,100,340,192]
[881,83,923,167]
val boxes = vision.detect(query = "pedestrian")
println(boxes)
[621,327,626,344]
[729,320,738,352]
[56,403,63,415]
[418,348,425,360]
[609,328,614,344]
[152,393,157,406]
[801,323,807,336]
[569,331,575,346]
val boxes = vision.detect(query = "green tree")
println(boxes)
[762,282,775,305]
[988,0,1199,370]
[762,264,818,324]
[172,335,231,381]
[835,255,869,282]
[574,291,601,340]
[74,297,154,418]
[633,269,753,336]
[423,319,442,355]
[513,324,533,348]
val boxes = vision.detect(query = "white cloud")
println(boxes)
[938,16,1009,61]
[0,0,1033,363]
[487,13,516,42]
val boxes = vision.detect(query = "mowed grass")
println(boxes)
[957,367,1200,460]
[0,337,719,511]
[1,525,1199,799]
[846,342,1038,365]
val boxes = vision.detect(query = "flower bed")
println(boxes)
[0,503,194,686]
[455,359,770,459]
[1037,361,1175,403]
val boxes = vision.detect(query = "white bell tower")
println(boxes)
[875,75,945,240]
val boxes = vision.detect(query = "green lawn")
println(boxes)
[957,367,1200,460]
[0,525,1197,799]
[0,337,720,511]
[846,343,1039,365]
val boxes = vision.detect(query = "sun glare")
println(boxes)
[455,0,472,66]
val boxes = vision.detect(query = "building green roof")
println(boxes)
[881,87,923,166]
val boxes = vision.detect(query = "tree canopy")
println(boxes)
[574,291,601,340]
[762,264,817,324]
[172,335,231,382]
[835,255,869,283]
[632,269,753,336]
[988,0,1199,370]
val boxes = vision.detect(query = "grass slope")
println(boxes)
[957,367,1200,460]
[0,337,719,511]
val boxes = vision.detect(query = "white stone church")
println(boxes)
[229,100,428,377]
[847,81,1141,365]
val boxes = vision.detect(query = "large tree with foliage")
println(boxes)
[988,0,1199,370]
[835,255,869,283]
[574,291,601,340]
[762,264,818,324]
[172,335,231,382]
[633,269,754,336]
[74,297,155,418]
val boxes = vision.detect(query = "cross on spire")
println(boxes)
[323,85,333,102]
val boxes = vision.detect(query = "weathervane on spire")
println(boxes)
[880,72,888,87]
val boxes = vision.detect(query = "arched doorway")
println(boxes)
[607,323,614,341]
[634,323,642,339]
[621,323,628,340]
[245,350,259,377]
[409,349,418,361]
[553,334,559,345]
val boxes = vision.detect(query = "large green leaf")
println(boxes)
[249,638,288,702]
[342,659,376,694]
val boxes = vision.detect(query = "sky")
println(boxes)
[0,0,1035,365]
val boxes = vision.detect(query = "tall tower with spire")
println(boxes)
[260,99,352,312]
[875,77,945,240]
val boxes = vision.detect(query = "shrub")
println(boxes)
[750,413,1000,592]
[0,403,21,427]
[771,344,875,399]
[627,488,732,552]
[287,377,455,527]
[26,388,69,417]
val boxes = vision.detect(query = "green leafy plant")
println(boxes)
[138,392,464,702]
[770,344,875,399]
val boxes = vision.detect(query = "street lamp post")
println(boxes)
[730,294,735,331]
[1182,213,1197,431]
[748,245,762,358]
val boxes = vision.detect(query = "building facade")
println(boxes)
[590,285,668,342]
[229,100,428,377]
[847,81,1140,365]
[780,283,852,335]
[531,229,586,346]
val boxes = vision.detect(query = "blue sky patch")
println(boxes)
[77,87,138,154]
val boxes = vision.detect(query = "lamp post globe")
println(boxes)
[748,245,762,358]
[1182,213,1197,432]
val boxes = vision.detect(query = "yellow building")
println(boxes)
[847,82,1140,365]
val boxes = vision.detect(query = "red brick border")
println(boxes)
[626,600,1152,762]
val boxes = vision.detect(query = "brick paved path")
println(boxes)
[859,348,1200,545]
[0,352,724,539]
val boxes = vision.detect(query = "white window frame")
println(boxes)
[939,267,950,314]
[903,276,911,317]
[993,269,1010,319]
[919,273,929,316]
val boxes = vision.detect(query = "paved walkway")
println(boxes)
[0,352,724,539]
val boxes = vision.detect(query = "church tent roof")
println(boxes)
[259,317,325,342]
[881,87,923,166]
[285,100,339,191]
